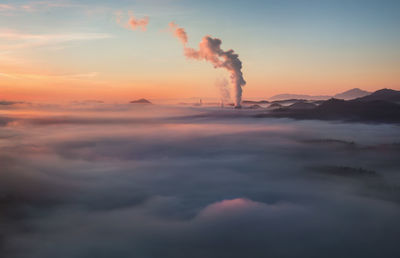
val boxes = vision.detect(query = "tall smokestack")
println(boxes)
[169,23,246,108]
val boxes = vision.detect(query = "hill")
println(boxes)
[257,91,400,123]
[242,100,269,105]
[268,103,283,109]
[334,88,370,100]
[287,102,316,110]
[354,89,400,103]
[269,94,331,101]
[130,99,152,104]
[312,98,400,122]
[269,88,370,101]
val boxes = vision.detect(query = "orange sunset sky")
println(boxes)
[1,0,399,102]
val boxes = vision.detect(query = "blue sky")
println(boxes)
[1,0,399,101]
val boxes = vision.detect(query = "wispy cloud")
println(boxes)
[0,29,113,51]
[115,11,149,31]
[0,30,112,41]
[0,4,15,11]
[0,71,99,81]
[0,1,80,13]
[21,1,80,11]
[0,72,18,79]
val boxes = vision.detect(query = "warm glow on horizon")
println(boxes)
[1,0,399,103]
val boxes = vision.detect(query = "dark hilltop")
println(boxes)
[256,88,400,123]
[130,98,152,104]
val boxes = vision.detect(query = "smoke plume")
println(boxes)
[215,78,231,107]
[116,11,149,31]
[169,23,246,107]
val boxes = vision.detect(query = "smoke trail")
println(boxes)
[169,23,246,108]
[116,11,149,31]
[215,78,231,107]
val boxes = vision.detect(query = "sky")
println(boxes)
[0,0,399,102]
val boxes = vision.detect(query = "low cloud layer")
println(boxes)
[1,104,400,258]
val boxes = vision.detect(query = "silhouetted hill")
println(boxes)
[246,104,262,109]
[257,98,400,123]
[334,88,370,100]
[311,100,325,106]
[130,99,152,104]
[271,99,307,105]
[268,88,370,101]
[269,94,331,101]
[242,100,269,104]
[354,89,400,103]
[310,98,400,122]
[268,103,282,109]
[287,102,316,110]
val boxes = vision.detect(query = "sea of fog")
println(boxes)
[1,103,400,258]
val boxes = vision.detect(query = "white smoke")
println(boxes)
[215,78,231,107]
[169,22,246,108]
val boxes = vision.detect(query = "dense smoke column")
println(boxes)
[169,23,246,107]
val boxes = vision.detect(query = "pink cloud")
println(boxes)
[116,11,149,32]
[169,22,188,45]
[0,4,15,11]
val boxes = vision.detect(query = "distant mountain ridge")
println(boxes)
[287,102,316,110]
[354,89,400,102]
[269,94,331,101]
[334,88,370,100]
[242,100,269,105]
[257,88,400,123]
[269,88,371,101]
[130,99,152,104]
